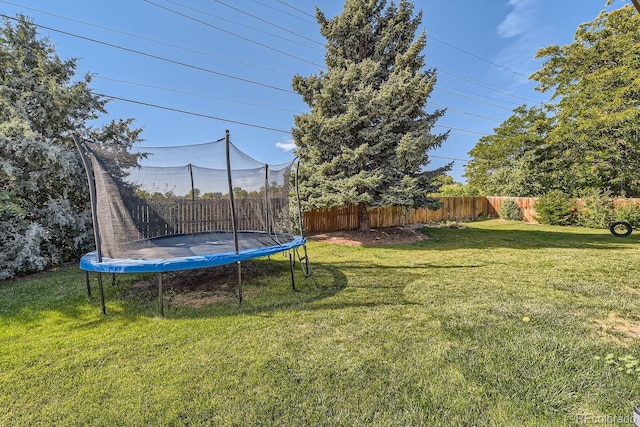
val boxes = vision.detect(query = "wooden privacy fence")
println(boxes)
[126,196,640,235]
[485,196,538,223]
[303,197,492,232]
[302,196,640,232]
[128,198,289,238]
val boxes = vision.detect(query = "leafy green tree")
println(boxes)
[185,188,201,200]
[0,16,141,278]
[201,192,223,199]
[430,174,478,197]
[292,0,449,231]
[465,105,552,196]
[531,4,640,196]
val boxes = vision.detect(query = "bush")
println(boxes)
[533,190,575,225]
[499,199,523,221]
[614,201,640,228]
[575,189,613,229]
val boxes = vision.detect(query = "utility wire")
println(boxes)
[144,0,324,67]
[97,75,507,124]
[434,124,490,136]
[430,154,471,162]
[429,101,503,122]
[432,65,540,104]
[94,75,302,113]
[162,0,321,50]
[98,93,292,134]
[434,87,515,111]
[0,0,293,76]
[0,14,297,94]
[211,0,324,46]
[99,93,487,137]
[437,83,521,106]
[248,0,317,24]
[427,34,528,78]
[274,0,317,19]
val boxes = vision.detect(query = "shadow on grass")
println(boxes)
[87,259,349,320]
[0,259,349,323]
[391,223,640,251]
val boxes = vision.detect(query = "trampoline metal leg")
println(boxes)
[237,261,242,308]
[97,273,106,315]
[158,273,164,317]
[290,251,298,291]
[85,271,91,298]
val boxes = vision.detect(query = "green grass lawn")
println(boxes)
[2,219,640,426]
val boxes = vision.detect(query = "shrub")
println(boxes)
[533,190,575,225]
[499,199,523,221]
[614,201,640,228]
[575,189,613,229]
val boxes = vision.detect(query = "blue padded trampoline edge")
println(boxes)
[79,237,306,274]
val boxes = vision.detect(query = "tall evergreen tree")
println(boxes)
[292,0,449,231]
[0,16,142,278]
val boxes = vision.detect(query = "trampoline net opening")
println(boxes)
[80,133,298,260]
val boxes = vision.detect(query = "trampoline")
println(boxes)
[74,131,311,315]
[79,231,305,273]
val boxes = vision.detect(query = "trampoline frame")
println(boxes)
[74,131,311,315]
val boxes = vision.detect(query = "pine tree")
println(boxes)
[292,0,449,231]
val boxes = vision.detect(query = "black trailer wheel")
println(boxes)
[609,221,633,237]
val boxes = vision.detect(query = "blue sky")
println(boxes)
[0,0,627,182]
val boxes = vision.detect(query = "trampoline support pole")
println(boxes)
[85,271,91,298]
[158,273,164,317]
[289,251,297,291]
[225,130,242,307]
[97,273,106,315]
[237,261,242,307]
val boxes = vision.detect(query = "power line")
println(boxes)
[430,154,471,162]
[211,0,324,47]
[98,93,292,134]
[434,124,490,136]
[101,93,489,139]
[0,14,297,94]
[161,0,321,51]
[427,34,528,78]
[144,1,324,67]
[437,83,521,106]
[248,0,317,24]
[434,87,515,111]
[97,75,507,130]
[274,0,317,19]
[429,101,503,122]
[0,0,293,77]
[432,65,540,104]
[94,75,303,113]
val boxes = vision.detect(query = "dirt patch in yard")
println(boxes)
[593,312,640,345]
[307,226,429,246]
[130,262,283,307]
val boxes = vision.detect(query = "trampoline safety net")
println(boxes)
[75,131,300,262]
